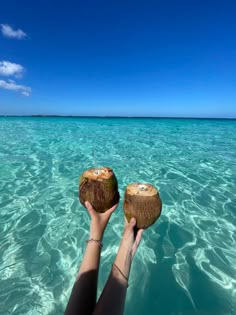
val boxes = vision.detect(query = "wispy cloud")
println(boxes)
[0,79,31,96]
[1,24,27,39]
[0,25,31,97]
[0,61,25,78]
[0,61,31,96]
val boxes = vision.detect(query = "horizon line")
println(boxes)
[0,115,235,120]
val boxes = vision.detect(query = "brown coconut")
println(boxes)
[79,167,120,213]
[123,183,162,229]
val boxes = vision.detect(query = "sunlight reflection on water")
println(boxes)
[0,117,235,315]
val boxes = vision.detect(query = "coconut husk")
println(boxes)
[123,183,162,229]
[79,167,120,213]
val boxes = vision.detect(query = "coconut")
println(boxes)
[123,183,162,229]
[79,167,120,213]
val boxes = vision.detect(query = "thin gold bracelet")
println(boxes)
[113,263,129,287]
[86,238,103,248]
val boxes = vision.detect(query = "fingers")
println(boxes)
[132,228,144,257]
[85,201,118,217]
[129,217,136,229]
[85,201,95,217]
[135,229,144,246]
[105,203,118,216]
[85,203,144,252]
[125,217,136,230]
[123,217,137,236]
[128,217,136,228]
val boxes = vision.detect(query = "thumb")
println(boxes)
[123,217,137,239]
[127,217,136,230]
[85,201,95,216]
[105,203,118,216]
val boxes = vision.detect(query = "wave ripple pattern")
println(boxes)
[0,117,235,315]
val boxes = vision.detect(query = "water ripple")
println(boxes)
[0,117,235,315]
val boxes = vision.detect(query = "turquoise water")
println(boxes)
[0,117,235,315]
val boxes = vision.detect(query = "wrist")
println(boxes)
[115,244,132,269]
[90,225,104,240]
[118,236,134,257]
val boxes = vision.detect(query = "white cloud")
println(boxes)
[1,24,26,39]
[0,61,24,77]
[0,79,31,96]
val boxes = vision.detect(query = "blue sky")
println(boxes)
[0,0,235,117]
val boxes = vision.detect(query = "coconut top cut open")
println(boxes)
[82,167,114,181]
[124,183,162,229]
[126,183,158,197]
[79,167,120,213]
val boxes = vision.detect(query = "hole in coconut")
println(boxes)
[94,169,101,175]
[139,184,148,191]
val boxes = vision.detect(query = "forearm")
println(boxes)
[93,244,132,315]
[77,225,103,276]
[65,226,103,315]
[114,241,132,281]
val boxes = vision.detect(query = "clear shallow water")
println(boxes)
[0,117,235,315]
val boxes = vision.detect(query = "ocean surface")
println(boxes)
[0,117,235,315]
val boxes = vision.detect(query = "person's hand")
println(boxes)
[120,217,144,258]
[85,201,118,240]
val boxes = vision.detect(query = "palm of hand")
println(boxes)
[85,201,118,238]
